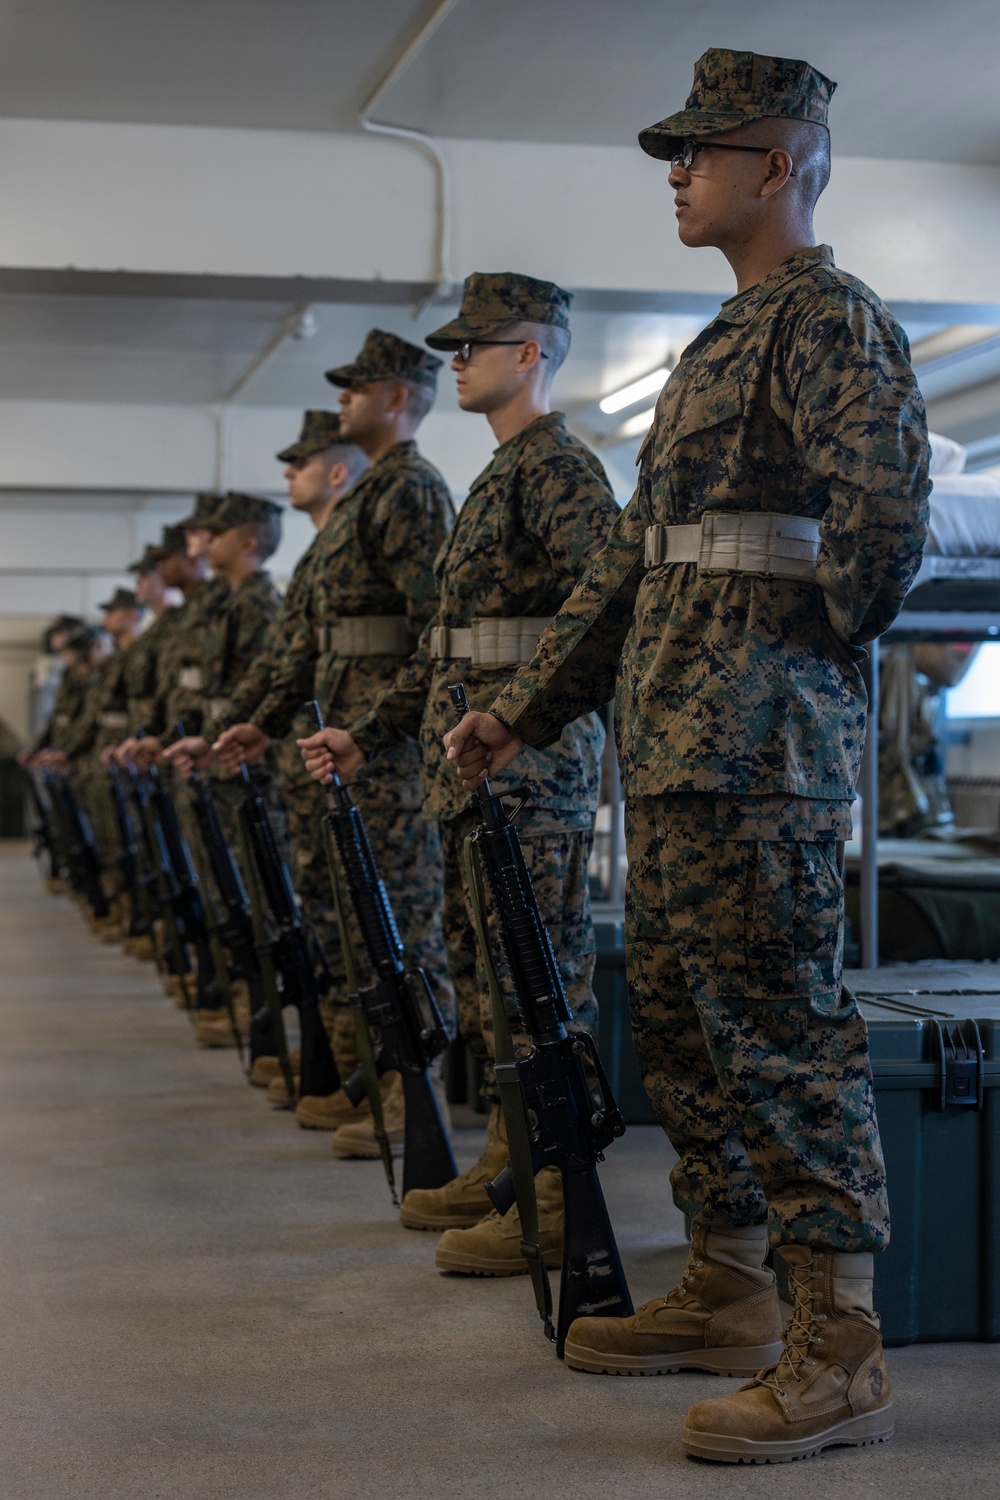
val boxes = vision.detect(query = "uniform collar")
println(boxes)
[714,244,835,327]
[490,411,565,468]
[368,439,418,477]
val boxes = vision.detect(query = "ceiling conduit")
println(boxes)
[360,0,463,312]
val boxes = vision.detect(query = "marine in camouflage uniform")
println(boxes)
[352,278,616,1079]
[477,50,930,1462]
[248,333,455,1093]
[225,412,371,1083]
[61,591,144,889]
[147,501,232,744]
[343,275,617,1242]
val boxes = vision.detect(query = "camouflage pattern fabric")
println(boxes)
[493,246,931,804]
[625,791,888,1250]
[351,413,618,824]
[276,409,345,463]
[231,469,454,1051]
[325,329,442,390]
[638,48,836,160]
[198,571,283,744]
[148,575,231,738]
[251,440,453,819]
[119,607,180,733]
[426,271,572,348]
[440,807,597,1100]
[201,492,282,533]
[32,663,88,755]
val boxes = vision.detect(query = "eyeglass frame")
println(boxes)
[671,139,796,176]
[453,339,549,364]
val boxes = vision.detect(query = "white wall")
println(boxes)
[2,118,1000,307]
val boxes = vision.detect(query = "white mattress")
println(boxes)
[927,473,1000,556]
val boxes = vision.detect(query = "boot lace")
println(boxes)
[754,1260,828,1399]
[663,1239,706,1307]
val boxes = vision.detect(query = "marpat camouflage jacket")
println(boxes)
[492,247,931,802]
[351,412,619,823]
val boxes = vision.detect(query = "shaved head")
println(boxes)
[734,117,831,211]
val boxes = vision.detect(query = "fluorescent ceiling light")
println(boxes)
[619,407,656,439]
[600,366,670,414]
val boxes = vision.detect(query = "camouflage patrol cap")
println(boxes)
[425,272,573,350]
[176,491,224,529]
[97,586,140,612]
[325,329,442,390]
[639,49,836,160]
[276,410,344,462]
[127,544,162,575]
[63,625,100,658]
[202,491,284,534]
[155,524,188,560]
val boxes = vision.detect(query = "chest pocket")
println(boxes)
[668,379,745,447]
[437,502,502,578]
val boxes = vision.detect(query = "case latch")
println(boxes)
[931,1019,984,1110]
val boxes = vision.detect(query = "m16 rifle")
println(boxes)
[139,749,223,1012]
[228,728,340,1104]
[44,769,110,920]
[307,700,456,1201]
[26,771,63,885]
[448,682,632,1356]
[107,761,150,944]
[184,746,272,1070]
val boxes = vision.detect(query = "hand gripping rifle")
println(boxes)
[306,701,457,1203]
[448,683,632,1355]
[45,769,110,920]
[226,723,340,1104]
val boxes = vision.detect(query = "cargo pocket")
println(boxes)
[714,839,843,1002]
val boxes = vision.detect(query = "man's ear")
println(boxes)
[327,461,349,491]
[517,339,543,374]
[760,149,795,199]
[386,380,409,417]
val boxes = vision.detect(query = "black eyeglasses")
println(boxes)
[671,139,796,176]
[454,340,549,364]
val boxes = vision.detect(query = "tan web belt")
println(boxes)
[99,711,129,730]
[177,666,204,691]
[316,615,412,656]
[429,616,553,666]
[644,512,820,581]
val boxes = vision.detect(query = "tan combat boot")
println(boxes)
[564,1221,783,1376]
[399,1104,508,1230]
[434,1165,563,1275]
[267,1072,300,1106]
[295,1070,403,1131]
[249,1048,301,1089]
[332,1073,405,1159]
[682,1245,893,1463]
[192,1009,239,1048]
[124,934,157,961]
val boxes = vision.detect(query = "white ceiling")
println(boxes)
[0,0,998,163]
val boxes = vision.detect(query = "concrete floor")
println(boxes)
[1,840,996,1500]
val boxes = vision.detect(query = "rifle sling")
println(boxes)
[462,832,554,1340]
[322,814,398,1205]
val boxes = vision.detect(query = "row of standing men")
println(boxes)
[26,42,936,1467]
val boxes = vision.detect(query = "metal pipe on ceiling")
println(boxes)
[360,0,463,310]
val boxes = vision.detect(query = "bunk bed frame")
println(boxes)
[857,554,1000,967]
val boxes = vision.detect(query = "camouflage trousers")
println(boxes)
[277,734,453,1079]
[440,807,598,1103]
[625,792,888,1252]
